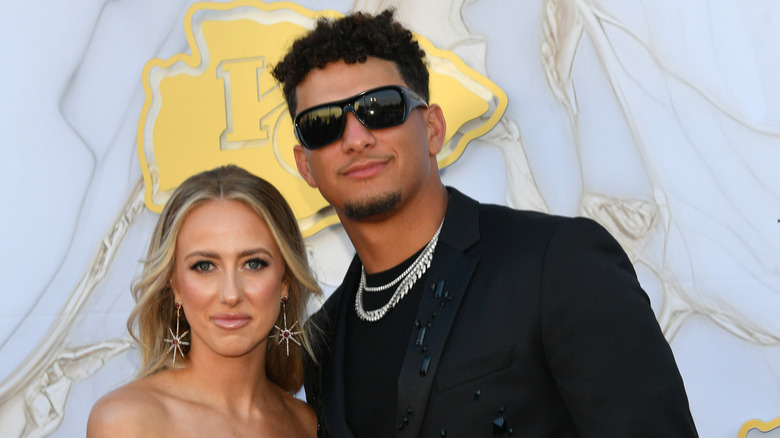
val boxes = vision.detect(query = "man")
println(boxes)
[272,9,698,437]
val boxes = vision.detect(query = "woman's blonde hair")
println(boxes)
[128,165,321,392]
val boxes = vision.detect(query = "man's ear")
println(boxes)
[424,104,447,156]
[293,145,318,188]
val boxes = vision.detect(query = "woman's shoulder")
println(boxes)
[87,377,170,437]
[274,386,317,437]
[288,392,317,425]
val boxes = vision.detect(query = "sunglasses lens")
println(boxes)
[355,88,406,128]
[296,106,345,149]
[295,86,422,150]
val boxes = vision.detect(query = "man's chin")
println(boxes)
[343,191,401,221]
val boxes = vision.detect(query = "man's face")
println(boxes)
[292,57,443,221]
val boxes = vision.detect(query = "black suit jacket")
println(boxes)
[305,188,697,437]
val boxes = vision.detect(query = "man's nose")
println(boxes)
[340,112,376,152]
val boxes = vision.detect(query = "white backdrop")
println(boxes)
[1,0,779,437]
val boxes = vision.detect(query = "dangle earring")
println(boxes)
[164,300,190,365]
[272,295,302,356]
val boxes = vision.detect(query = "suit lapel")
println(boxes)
[393,189,481,436]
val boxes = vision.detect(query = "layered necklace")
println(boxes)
[355,219,445,322]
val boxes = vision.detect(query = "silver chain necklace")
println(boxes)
[355,219,444,322]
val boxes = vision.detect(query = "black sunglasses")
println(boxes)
[294,85,428,150]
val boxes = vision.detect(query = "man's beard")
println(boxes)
[344,191,401,221]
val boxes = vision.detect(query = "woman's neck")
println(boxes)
[173,347,277,414]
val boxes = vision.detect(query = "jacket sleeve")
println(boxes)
[540,217,698,437]
[303,315,328,438]
[303,296,338,438]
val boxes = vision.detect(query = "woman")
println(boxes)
[88,165,321,437]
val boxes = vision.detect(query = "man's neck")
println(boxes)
[341,184,449,274]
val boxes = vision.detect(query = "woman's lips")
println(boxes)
[211,314,251,329]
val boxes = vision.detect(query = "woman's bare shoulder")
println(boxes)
[276,387,317,437]
[290,394,317,425]
[87,378,169,438]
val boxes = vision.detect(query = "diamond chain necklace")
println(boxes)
[355,218,444,322]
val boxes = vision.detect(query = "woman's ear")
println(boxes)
[281,280,290,299]
[170,278,180,302]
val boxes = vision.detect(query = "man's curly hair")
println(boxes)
[272,9,429,117]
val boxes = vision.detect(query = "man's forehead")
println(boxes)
[294,58,406,113]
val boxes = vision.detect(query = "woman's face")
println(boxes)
[172,199,285,362]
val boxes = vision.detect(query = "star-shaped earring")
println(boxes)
[273,296,302,356]
[164,300,190,365]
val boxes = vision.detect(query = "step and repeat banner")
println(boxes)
[1,0,778,437]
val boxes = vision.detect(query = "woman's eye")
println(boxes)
[246,258,268,270]
[190,261,213,272]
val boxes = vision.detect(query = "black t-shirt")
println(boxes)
[344,250,428,437]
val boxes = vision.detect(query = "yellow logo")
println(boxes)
[137,0,507,236]
[739,417,780,437]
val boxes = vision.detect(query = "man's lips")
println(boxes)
[211,314,251,329]
[341,159,388,179]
